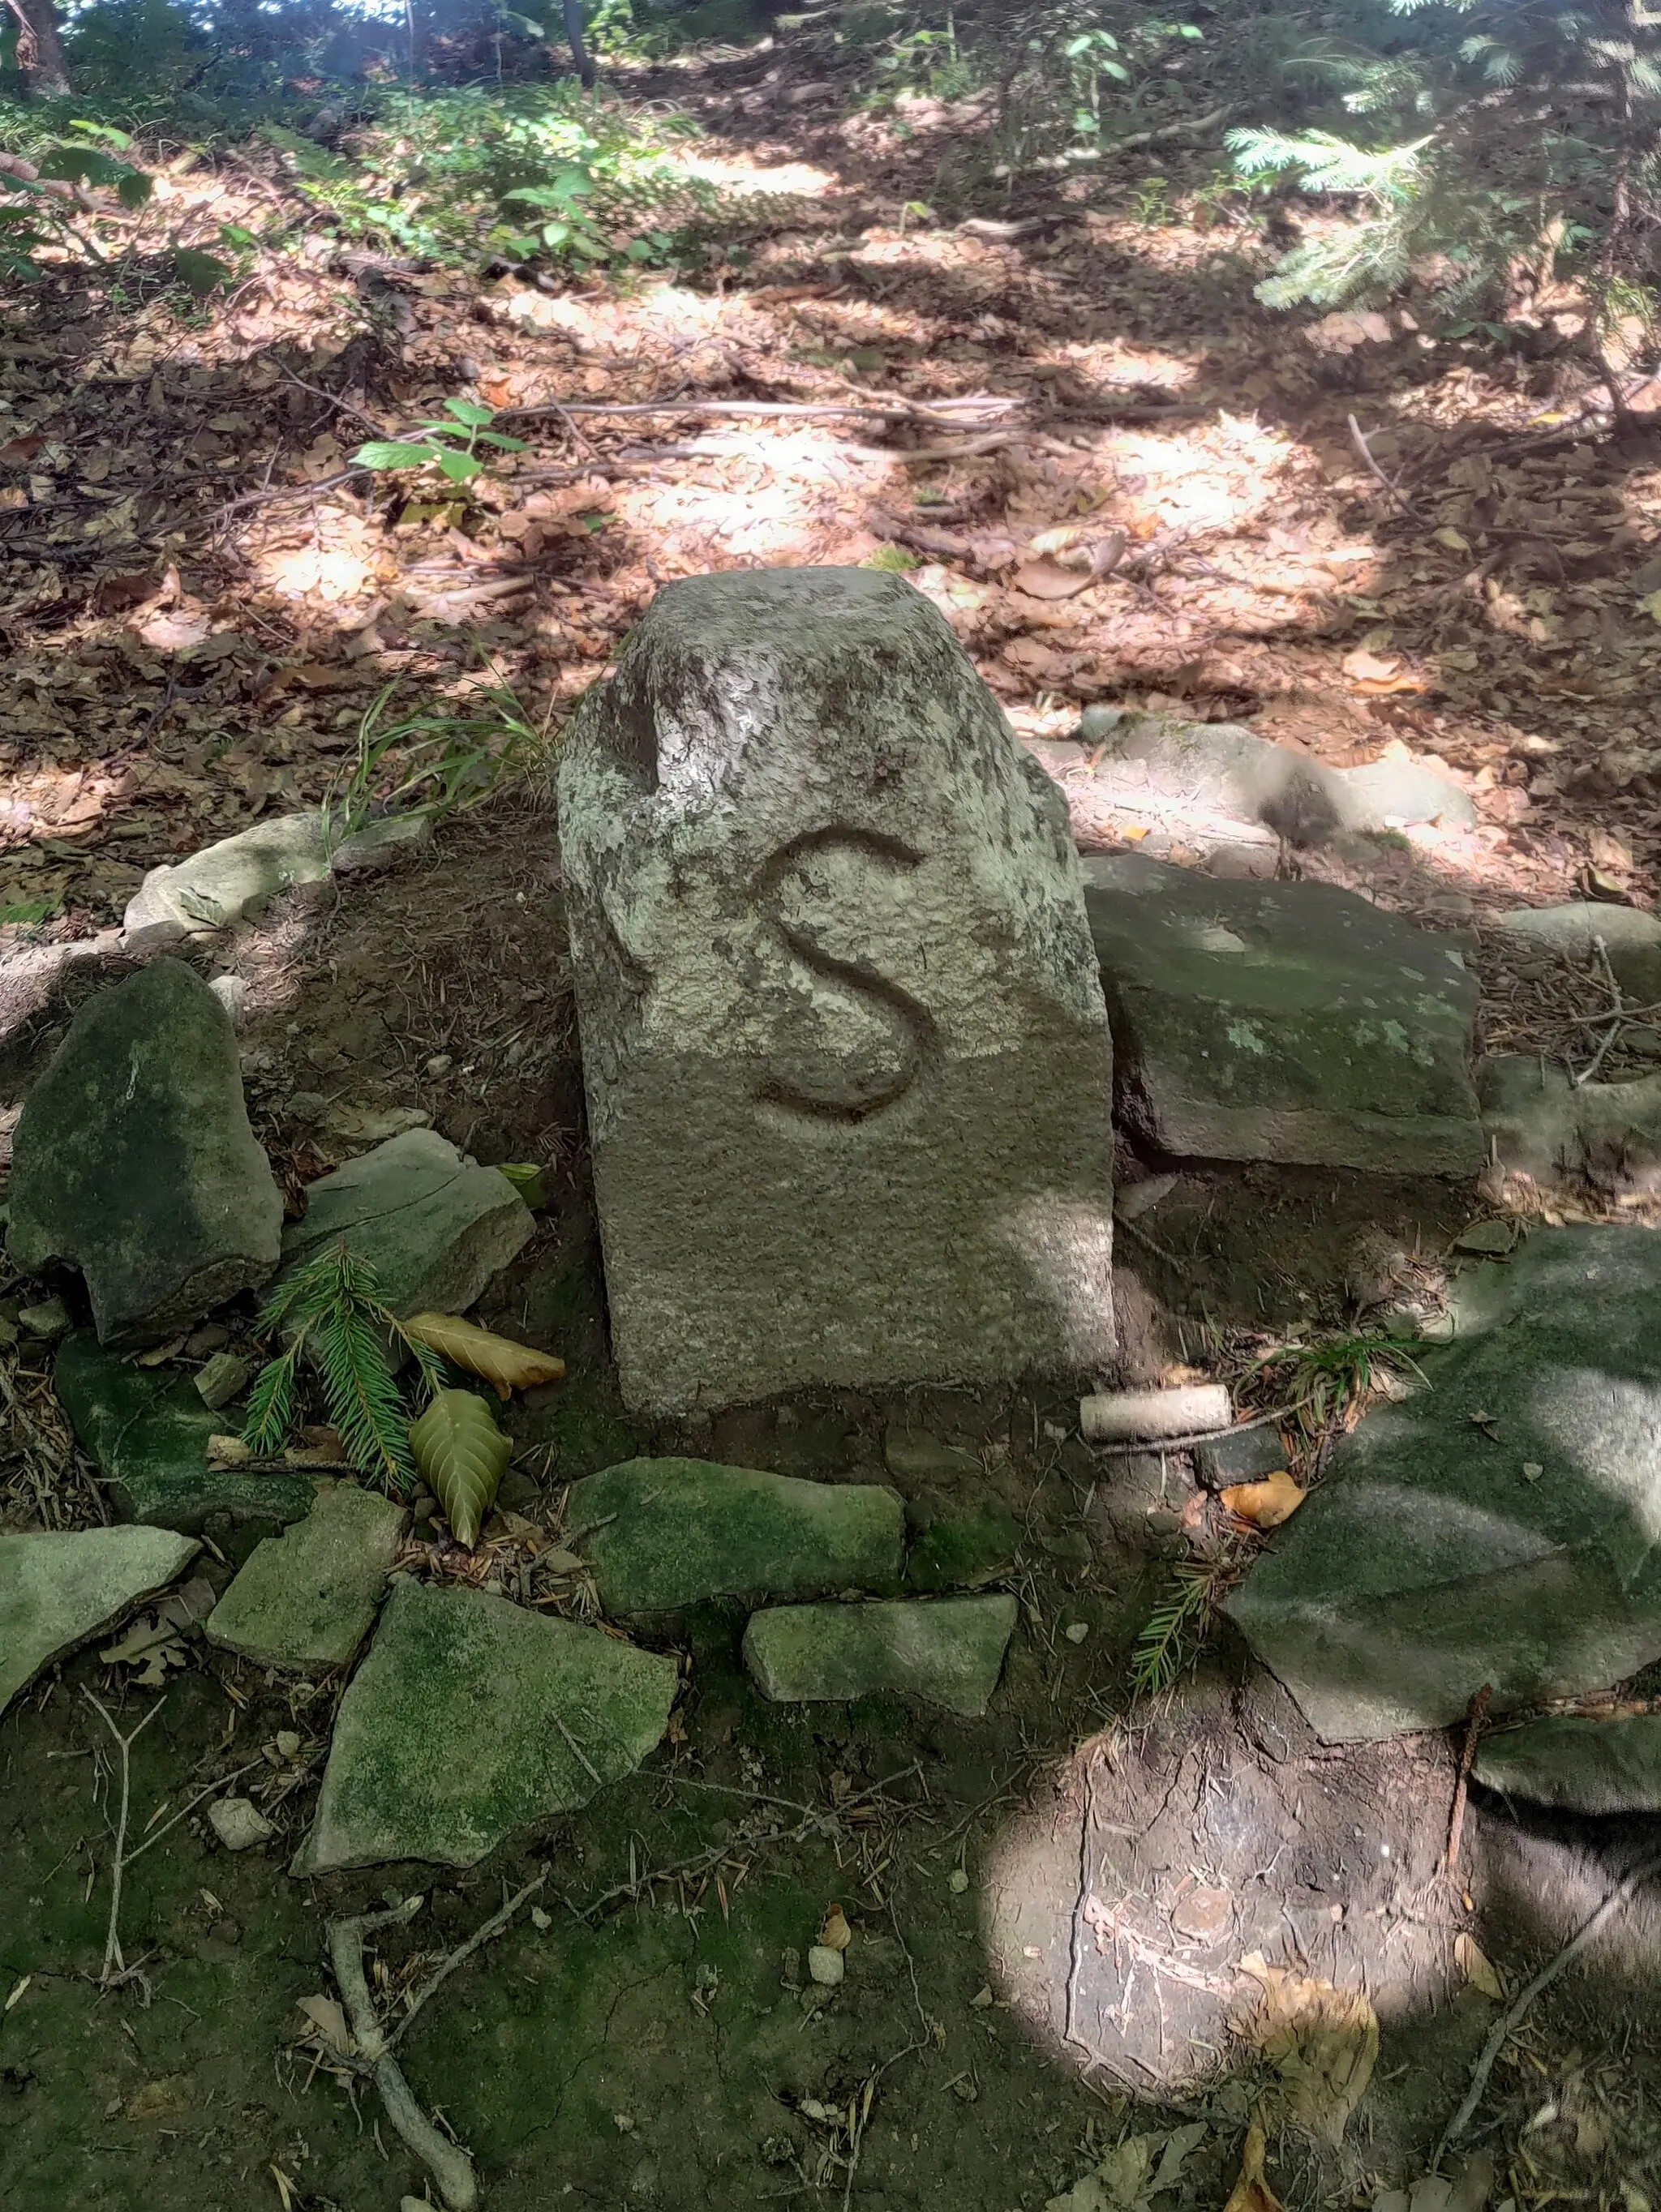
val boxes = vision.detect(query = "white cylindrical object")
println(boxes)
[1079,1385,1231,1443]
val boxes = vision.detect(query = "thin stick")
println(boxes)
[552,1712,603,1788]
[384,1874,547,2054]
[497,396,1019,429]
[82,1689,164,1984]
[1445,1683,1491,1877]
[328,1901,478,2211]
[1435,1845,1661,2165]
[1574,932,1627,1087]
[1348,414,1425,522]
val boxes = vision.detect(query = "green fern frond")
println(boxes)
[319,1293,418,1494]
[1131,1564,1217,1700]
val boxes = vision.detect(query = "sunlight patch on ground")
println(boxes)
[1104,414,1301,537]
[677,150,836,197]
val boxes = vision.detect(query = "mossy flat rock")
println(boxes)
[279,1128,533,1318]
[6,961,284,1348]
[205,1483,407,1669]
[54,1332,314,1534]
[1475,1713,1661,1814]
[907,1506,1021,1592]
[743,1594,1017,1715]
[1,1525,199,1713]
[295,1582,678,1872]
[1081,854,1483,1172]
[568,1457,904,1617]
[122,813,332,954]
[1229,1226,1661,1741]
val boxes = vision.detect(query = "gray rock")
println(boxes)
[17,1297,71,1340]
[1081,853,1483,1172]
[208,1797,275,1850]
[1228,1226,1661,1740]
[0,1524,199,1712]
[54,1331,315,1533]
[122,814,332,954]
[1475,1713,1661,1813]
[1075,708,1474,845]
[1194,1425,1288,1490]
[205,1482,407,1668]
[883,1428,980,1482]
[195,1351,254,1411]
[743,1593,1017,1715]
[6,962,284,1350]
[1479,1054,1661,1194]
[568,1457,903,1616]
[557,567,1117,1413]
[328,813,432,874]
[1491,902,1661,1003]
[294,1581,679,1871]
[278,1128,533,1317]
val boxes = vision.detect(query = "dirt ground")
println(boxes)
[2,824,1659,2212]
[8,11,1661,2208]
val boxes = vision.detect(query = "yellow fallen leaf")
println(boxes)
[1011,559,1095,602]
[1454,1931,1504,2001]
[1238,1953,1379,2144]
[819,1903,852,1952]
[1341,646,1400,683]
[1221,1469,1306,1528]
[1434,526,1471,554]
[1225,2125,1284,2212]
[402,1313,566,1400]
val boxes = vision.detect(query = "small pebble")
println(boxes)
[807,1944,844,1987]
[948,1867,969,1894]
[274,1730,302,1761]
[195,1351,255,1412]
[208,1797,274,1852]
[424,1053,453,1077]
[1064,1622,1090,1644]
[17,1297,71,1340]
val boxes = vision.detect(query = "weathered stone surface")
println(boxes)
[55,1332,314,1533]
[1075,707,1475,843]
[1228,1226,1661,1740]
[906,1504,1022,1592]
[1475,1713,1661,1813]
[205,1483,407,1668]
[569,1457,903,1615]
[882,1428,980,1483]
[1479,1053,1661,1194]
[1,1524,199,1712]
[7,962,285,1348]
[1082,854,1483,1172]
[1491,902,1661,1002]
[122,815,333,954]
[279,1129,533,1317]
[743,1594,1017,1714]
[557,567,1117,1413]
[295,1581,678,1871]
[1194,1425,1288,1490]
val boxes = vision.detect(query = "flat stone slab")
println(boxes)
[279,1128,533,1318]
[569,1457,903,1616]
[1075,706,1476,843]
[122,813,333,954]
[1479,1054,1661,1194]
[1491,902,1661,1003]
[1229,1226,1661,1740]
[743,1594,1017,1715]
[1,1525,199,1712]
[205,1483,407,1668]
[295,1581,679,1871]
[1082,853,1483,1172]
[558,566,1116,1413]
[7,961,284,1348]
[55,1332,314,1533]
[1475,1713,1661,1814]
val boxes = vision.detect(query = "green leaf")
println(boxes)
[173,246,233,294]
[432,448,484,482]
[410,1389,512,1546]
[0,898,57,924]
[442,398,496,427]
[471,429,529,451]
[496,1162,546,1209]
[353,439,440,470]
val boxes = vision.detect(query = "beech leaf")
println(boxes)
[1224,2125,1285,2212]
[1221,1468,1307,1528]
[401,1312,566,1400]
[409,1389,512,1546]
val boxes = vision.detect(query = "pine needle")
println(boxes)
[1131,1563,1221,1700]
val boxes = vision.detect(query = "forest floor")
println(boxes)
[4,17,1661,2212]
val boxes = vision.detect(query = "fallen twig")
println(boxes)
[497,395,1019,430]
[328,1899,479,2210]
[1445,1683,1491,1877]
[384,1873,547,2055]
[1435,1845,1661,2165]
[1348,414,1426,523]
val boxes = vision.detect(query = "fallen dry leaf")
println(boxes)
[295,1992,355,2058]
[1454,1931,1505,2001]
[819,1903,852,1953]
[1011,560,1097,601]
[1221,1469,1306,1528]
[1224,2125,1284,2212]
[134,604,212,652]
[1238,1953,1379,2144]
[401,1312,566,1400]
[1341,646,1400,683]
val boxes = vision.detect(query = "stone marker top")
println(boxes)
[558,568,1118,1412]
